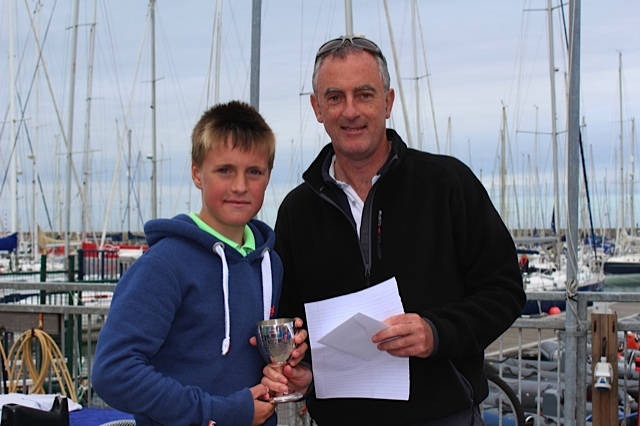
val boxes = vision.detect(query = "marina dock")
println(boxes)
[487,300,640,356]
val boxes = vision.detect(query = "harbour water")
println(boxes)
[603,274,640,293]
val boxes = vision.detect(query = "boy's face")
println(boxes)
[192,139,271,243]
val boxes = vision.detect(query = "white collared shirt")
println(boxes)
[329,155,380,237]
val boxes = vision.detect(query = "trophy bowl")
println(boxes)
[256,318,303,403]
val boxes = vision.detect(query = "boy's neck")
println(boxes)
[190,212,246,246]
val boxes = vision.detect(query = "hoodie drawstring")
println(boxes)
[214,243,231,356]
[261,248,273,321]
[213,243,274,356]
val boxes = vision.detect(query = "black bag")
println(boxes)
[1,395,69,426]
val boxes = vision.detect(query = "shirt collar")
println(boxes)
[189,212,255,256]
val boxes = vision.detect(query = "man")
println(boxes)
[267,36,525,425]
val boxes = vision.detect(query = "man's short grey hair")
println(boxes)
[312,44,391,94]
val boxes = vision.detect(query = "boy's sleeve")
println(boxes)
[91,255,256,425]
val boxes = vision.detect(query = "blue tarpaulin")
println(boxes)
[0,233,18,252]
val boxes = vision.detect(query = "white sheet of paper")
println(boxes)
[317,313,388,361]
[304,277,409,400]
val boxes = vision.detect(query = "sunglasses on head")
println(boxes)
[315,36,386,64]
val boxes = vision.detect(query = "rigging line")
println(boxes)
[156,1,192,129]
[120,149,145,230]
[414,2,440,153]
[120,150,144,230]
[508,1,531,134]
[0,0,58,192]
[292,1,333,189]
[221,0,251,99]
[292,1,307,190]
[14,92,55,231]
[122,6,148,135]
[202,0,219,109]
[79,0,99,242]
[20,0,94,233]
[99,118,125,249]
[557,0,597,255]
[153,5,199,215]
[98,0,148,230]
[517,21,546,135]
[100,0,134,130]
[0,3,53,219]
[505,109,523,231]
[99,0,151,169]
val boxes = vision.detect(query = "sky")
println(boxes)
[1,0,639,238]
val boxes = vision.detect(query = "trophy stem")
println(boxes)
[270,365,304,403]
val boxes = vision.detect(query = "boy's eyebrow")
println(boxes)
[211,161,269,169]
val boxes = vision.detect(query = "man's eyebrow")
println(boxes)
[354,84,377,92]
[322,84,377,97]
[322,87,343,96]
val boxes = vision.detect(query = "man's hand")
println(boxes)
[372,313,435,358]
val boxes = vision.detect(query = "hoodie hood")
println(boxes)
[144,214,277,355]
[144,213,276,254]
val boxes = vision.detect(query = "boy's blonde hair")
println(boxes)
[191,100,276,169]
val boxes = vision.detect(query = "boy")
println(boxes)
[93,100,304,426]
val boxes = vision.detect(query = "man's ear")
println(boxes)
[310,94,323,123]
[385,88,395,119]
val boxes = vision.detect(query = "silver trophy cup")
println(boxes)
[256,318,304,403]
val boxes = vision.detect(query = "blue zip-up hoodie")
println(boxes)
[92,214,283,426]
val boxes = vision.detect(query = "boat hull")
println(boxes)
[603,261,640,275]
[522,280,603,315]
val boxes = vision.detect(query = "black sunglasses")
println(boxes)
[315,36,387,65]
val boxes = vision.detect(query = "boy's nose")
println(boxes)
[230,174,248,192]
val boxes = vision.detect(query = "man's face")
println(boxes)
[192,140,270,243]
[310,51,395,162]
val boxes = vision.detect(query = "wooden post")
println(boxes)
[590,313,618,426]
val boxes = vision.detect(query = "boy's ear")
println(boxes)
[192,163,203,189]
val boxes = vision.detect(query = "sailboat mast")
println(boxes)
[150,0,158,219]
[632,118,636,234]
[618,51,624,241]
[547,0,561,246]
[32,1,42,264]
[500,105,507,223]
[82,0,99,240]
[9,0,18,245]
[382,0,413,148]
[564,0,582,423]
[127,129,132,240]
[64,0,81,265]
[344,0,353,36]
[412,0,421,151]
[214,1,223,105]
[250,0,262,110]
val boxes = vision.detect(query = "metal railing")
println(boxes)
[492,290,640,425]
[1,283,639,424]
[0,249,135,284]
[0,281,113,406]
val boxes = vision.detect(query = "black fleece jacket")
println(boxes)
[275,129,525,425]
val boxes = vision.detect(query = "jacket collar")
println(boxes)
[302,128,405,191]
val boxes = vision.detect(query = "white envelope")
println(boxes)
[317,312,389,361]
[304,277,409,400]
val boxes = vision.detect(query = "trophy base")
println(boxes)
[272,391,304,403]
